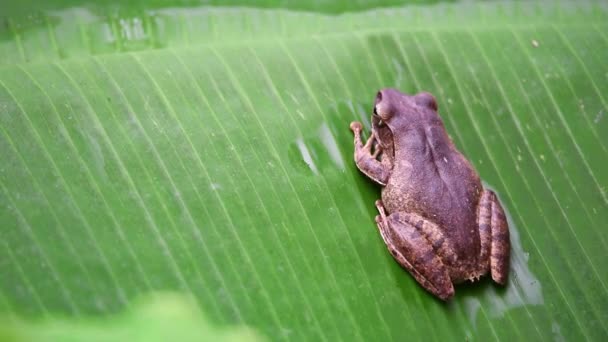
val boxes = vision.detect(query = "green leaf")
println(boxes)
[1,0,607,341]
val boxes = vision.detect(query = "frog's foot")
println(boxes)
[374,200,387,220]
[374,207,454,301]
[374,215,390,247]
[351,124,390,185]
[477,189,510,285]
[374,201,391,246]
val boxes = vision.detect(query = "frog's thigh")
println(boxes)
[477,190,493,273]
[399,212,457,266]
[376,212,454,300]
[490,192,510,284]
[478,189,510,284]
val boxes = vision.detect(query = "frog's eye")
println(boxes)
[415,92,438,111]
[374,90,390,115]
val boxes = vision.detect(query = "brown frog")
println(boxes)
[349,88,510,300]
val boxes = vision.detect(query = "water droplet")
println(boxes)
[318,123,345,170]
[295,137,318,175]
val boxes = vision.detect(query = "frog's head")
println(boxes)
[373,88,438,130]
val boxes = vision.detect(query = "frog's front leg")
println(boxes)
[477,189,510,285]
[349,121,390,185]
[374,200,454,300]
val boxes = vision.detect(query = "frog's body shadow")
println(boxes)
[455,276,503,297]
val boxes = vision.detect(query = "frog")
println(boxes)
[349,88,510,300]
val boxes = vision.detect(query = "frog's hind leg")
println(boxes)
[374,201,454,300]
[477,190,510,285]
[476,191,493,278]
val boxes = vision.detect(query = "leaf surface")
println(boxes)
[1,1,607,340]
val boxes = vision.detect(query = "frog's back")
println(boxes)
[382,123,483,262]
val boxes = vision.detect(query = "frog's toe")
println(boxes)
[350,121,363,132]
[374,200,388,218]
[466,274,482,282]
